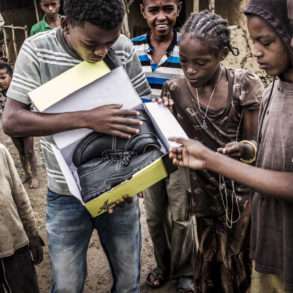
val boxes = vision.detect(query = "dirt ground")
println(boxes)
[0,26,267,293]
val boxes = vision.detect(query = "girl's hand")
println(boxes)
[154,95,174,111]
[169,138,209,170]
[217,141,256,161]
[155,81,175,111]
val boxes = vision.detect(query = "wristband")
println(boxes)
[239,140,257,164]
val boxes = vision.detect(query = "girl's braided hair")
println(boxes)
[181,10,239,57]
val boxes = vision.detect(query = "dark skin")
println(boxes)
[162,33,258,158]
[40,0,61,28]
[140,0,181,64]
[169,16,293,201]
[0,68,11,91]
[3,19,142,139]
[0,69,39,188]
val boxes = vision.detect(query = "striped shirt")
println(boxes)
[132,31,182,98]
[7,28,151,196]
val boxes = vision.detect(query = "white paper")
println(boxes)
[52,144,82,199]
[144,102,188,149]
[47,66,142,150]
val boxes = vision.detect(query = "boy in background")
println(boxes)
[30,0,61,36]
[0,62,11,112]
[132,1,194,292]
[0,62,39,189]
[0,143,43,293]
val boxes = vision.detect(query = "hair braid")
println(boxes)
[181,10,239,57]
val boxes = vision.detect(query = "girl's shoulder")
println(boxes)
[227,68,264,105]
[162,78,189,103]
[229,68,263,89]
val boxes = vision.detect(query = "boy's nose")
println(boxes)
[157,10,167,20]
[253,48,263,58]
[94,47,108,58]
[186,66,197,75]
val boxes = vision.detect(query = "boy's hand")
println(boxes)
[85,104,142,139]
[106,196,133,214]
[29,235,45,265]
[217,141,255,160]
[169,138,209,170]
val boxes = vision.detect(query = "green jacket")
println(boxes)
[30,16,52,36]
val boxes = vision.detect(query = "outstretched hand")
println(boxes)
[169,138,209,170]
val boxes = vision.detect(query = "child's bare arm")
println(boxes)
[3,145,44,263]
[3,99,142,139]
[3,146,40,239]
[170,138,293,200]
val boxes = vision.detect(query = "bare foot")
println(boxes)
[30,177,40,189]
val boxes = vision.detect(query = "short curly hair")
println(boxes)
[63,0,125,30]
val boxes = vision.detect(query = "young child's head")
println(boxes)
[179,10,237,88]
[62,0,125,63]
[140,0,181,38]
[0,63,12,91]
[245,0,293,79]
[40,0,61,18]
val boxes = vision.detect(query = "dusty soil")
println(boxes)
[0,25,269,293]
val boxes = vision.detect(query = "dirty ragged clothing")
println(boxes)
[165,67,264,217]
[251,79,293,291]
[0,143,39,258]
[164,66,264,292]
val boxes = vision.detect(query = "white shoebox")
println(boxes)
[29,61,187,217]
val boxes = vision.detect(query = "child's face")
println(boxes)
[40,0,60,17]
[63,20,121,63]
[179,34,223,88]
[0,69,11,91]
[247,15,291,77]
[140,0,181,38]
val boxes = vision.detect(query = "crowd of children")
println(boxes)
[0,0,293,292]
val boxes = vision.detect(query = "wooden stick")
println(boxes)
[209,0,215,13]
[11,26,17,59]
[2,28,10,62]
[193,0,200,12]
[3,25,27,30]
[24,25,28,39]
[33,0,40,22]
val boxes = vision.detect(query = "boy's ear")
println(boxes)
[61,16,69,33]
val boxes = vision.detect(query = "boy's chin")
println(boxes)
[154,28,171,37]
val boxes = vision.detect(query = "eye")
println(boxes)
[262,41,272,47]
[163,5,176,13]
[259,38,273,47]
[195,60,207,66]
[147,7,160,15]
